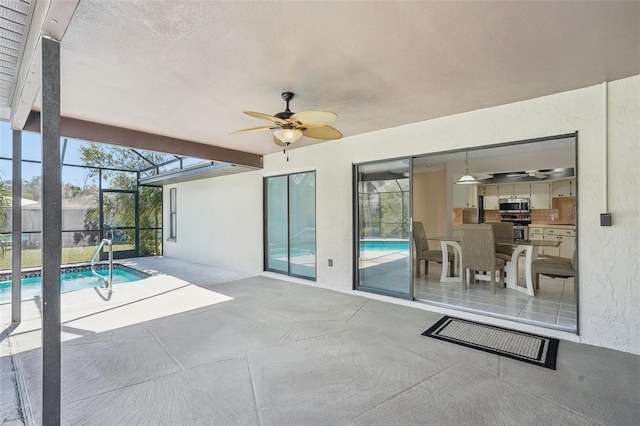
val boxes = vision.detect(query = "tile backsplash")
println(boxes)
[532,196,576,225]
[484,210,501,222]
[453,196,576,227]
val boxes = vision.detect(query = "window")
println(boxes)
[169,188,177,240]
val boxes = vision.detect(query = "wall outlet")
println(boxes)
[328,259,333,267]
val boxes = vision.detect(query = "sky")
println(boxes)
[0,120,208,188]
[1,120,88,186]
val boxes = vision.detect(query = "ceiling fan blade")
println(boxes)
[243,111,288,124]
[290,110,337,128]
[273,135,287,147]
[229,125,275,135]
[302,125,343,140]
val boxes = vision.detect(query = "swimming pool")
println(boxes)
[0,264,150,303]
[359,239,410,252]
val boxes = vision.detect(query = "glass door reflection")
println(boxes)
[356,159,412,299]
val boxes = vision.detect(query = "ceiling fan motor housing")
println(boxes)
[275,91,295,120]
[275,111,294,120]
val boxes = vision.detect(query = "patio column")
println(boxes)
[11,130,21,323]
[40,36,61,424]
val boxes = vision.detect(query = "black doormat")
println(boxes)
[422,316,559,370]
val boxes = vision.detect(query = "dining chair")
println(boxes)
[459,224,505,294]
[531,251,576,293]
[488,222,514,263]
[412,221,454,277]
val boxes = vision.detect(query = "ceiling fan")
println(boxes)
[506,170,560,179]
[229,92,343,147]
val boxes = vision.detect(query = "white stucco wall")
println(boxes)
[163,171,264,274]
[166,75,640,355]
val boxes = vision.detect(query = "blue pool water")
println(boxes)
[0,268,146,303]
[360,239,409,252]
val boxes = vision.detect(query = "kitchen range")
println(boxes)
[499,197,530,240]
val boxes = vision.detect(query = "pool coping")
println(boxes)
[0,262,153,282]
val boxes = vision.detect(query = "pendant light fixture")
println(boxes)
[456,152,478,185]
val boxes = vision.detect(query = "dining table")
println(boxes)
[427,236,561,296]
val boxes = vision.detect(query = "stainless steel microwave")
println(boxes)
[499,198,530,213]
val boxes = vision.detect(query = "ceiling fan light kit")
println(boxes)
[230,92,343,153]
[274,128,303,144]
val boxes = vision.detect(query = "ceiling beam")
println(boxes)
[23,112,263,168]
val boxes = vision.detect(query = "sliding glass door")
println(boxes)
[264,172,316,280]
[355,159,412,299]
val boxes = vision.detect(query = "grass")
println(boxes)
[0,243,137,271]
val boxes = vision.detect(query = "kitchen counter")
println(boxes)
[529,223,575,229]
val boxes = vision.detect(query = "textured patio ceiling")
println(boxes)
[6,1,640,158]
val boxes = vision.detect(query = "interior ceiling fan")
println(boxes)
[506,170,560,179]
[229,92,342,147]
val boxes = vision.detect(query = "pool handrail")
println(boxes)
[91,239,113,293]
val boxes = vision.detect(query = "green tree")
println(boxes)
[22,176,41,202]
[79,143,170,256]
[0,178,8,228]
[0,174,10,258]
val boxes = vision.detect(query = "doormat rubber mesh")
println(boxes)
[422,316,559,370]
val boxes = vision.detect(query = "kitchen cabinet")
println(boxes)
[545,228,576,259]
[552,178,575,198]
[529,225,575,259]
[561,235,575,259]
[530,182,551,209]
[513,184,531,198]
[497,185,512,198]
[542,237,561,257]
[483,185,499,210]
[467,185,478,207]
[529,226,544,240]
[497,184,530,199]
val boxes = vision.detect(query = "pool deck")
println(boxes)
[2,256,640,425]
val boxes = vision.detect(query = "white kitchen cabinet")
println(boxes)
[529,226,544,240]
[529,225,576,258]
[529,226,552,253]
[542,236,561,257]
[561,235,576,259]
[495,184,530,200]
[496,185,512,199]
[530,183,551,209]
[552,178,575,198]
[467,185,478,207]
[513,184,531,198]
[545,228,576,259]
[483,185,499,210]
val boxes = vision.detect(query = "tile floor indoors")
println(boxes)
[2,257,636,425]
[413,258,577,331]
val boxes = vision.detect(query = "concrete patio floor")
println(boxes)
[2,257,640,425]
